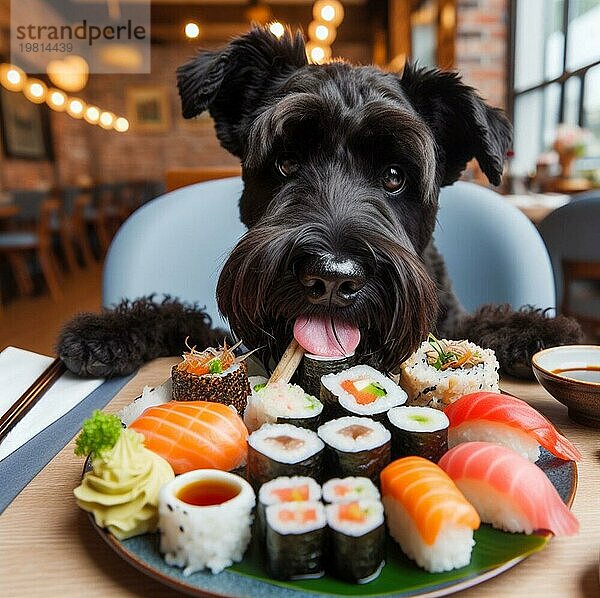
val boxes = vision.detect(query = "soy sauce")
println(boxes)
[552,365,600,383]
[177,479,240,506]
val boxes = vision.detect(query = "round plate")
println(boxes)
[86,448,577,597]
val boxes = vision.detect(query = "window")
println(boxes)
[509,0,600,176]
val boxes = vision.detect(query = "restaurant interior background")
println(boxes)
[0,0,598,356]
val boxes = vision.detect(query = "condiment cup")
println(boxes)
[532,345,600,428]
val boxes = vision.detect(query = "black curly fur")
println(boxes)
[56,297,229,378]
[453,304,583,379]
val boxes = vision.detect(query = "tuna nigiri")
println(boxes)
[130,401,248,474]
[438,442,579,536]
[380,457,480,573]
[444,392,581,462]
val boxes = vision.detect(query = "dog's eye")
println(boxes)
[381,165,406,194]
[276,155,300,177]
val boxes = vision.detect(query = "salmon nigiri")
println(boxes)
[444,392,581,462]
[438,442,579,537]
[130,401,248,474]
[380,457,480,572]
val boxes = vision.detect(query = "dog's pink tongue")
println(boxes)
[293,316,360,357]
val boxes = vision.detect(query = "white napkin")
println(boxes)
[0,346,104,462]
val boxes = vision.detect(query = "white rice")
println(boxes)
[259,476,322,506]
[244,381,323,432]
[266,500,326,535]
[322,477,380,503]
[321,365,407,415]
[383,495,475,572]
[248,423,324,464]
[158,471,255,576]
[387,406,449,432]
[317,417,391,452]
[449,420,541,462]
[325,499,384,537]
[400,339,499,408]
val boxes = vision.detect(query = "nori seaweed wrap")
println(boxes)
[325,500,386,583]
[386,406,449,462]
[247,424,325,490]
[265,501,326,580]
[317,417,391,485]
[298,353,356,405]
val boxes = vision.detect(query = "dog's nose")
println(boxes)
[298,254,366,307]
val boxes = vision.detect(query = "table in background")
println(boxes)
[504,193,570,224]
[0,357,598,598]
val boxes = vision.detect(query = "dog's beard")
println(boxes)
[216,218,438,373]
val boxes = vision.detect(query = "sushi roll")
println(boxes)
[247,424,324,489]
[400,335,499,408]
[444,392,581,462]
[438,442,579,536]
[321,365,407,421]
[387,406,449,462]
[171,341,251,414]
[244,381,324,432]
[322,477,380,503]
[298,353,357,399]
[257,477,322,538]
[158,470,255,575]
[325,500,386,583]
[317,417,391,485]
[265,501,327,580]
[380,457,480,573]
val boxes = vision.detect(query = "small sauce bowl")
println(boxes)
[532,345,600,428]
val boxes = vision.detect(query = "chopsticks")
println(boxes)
[268,339,306,385]
[0,357,66,445]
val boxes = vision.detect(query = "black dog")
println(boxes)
[58,27,580,378]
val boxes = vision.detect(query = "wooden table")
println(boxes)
[1,357,598,597]
[0,204,19,220]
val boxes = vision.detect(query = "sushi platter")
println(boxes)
[73,335,581,597]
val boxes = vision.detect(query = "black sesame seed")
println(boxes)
[167,504,173,511]
[179,526,184,532]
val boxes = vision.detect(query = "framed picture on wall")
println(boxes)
[126,86,171,133]
[0,88,53,160]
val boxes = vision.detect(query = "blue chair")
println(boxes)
[434,181,556,312]
[103,179,557,327]
[538,194,600,327]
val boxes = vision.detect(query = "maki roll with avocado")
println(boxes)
[387,406,449,462]
[298,353,357,400]
[247,424,324,489]
[325,499,386,584]
[265,501,326,580]
[322,477,380,503]
[171,340,251,415]
[317,417,391,485]
[321,365,407,421]
[244,381,324,432]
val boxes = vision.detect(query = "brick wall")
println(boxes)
[455,0,509,110]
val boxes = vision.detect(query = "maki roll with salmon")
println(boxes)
[322,477,380,503]
[325,500,386,583]
[387,406,449,462]
[171,340,251,415]
[298,353,357,399]
[247,424,324,489]
[244,381,324,432]
[265,501,327,580]
[321,365,407,421]
[317,417,391,485]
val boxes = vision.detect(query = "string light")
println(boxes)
[269,21,285,39]
[306,42,332,64]
[99,111,115,129]
[47,88,67,111]
[23,78,47,103]
[114,117,130,133]
[67,97,85,118]
[84,105,100,124]
[0,64,25,92]
[313,0,344,27]
[184,22,200,39]
[308,21,336,44]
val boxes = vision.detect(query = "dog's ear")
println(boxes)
[177,26,307,156]
[400,64,512,186]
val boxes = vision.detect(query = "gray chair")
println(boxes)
[103,178,557,329]
[538,194,600,331]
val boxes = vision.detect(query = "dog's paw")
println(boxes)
[57,313,145,378]
[455,304,583,379]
